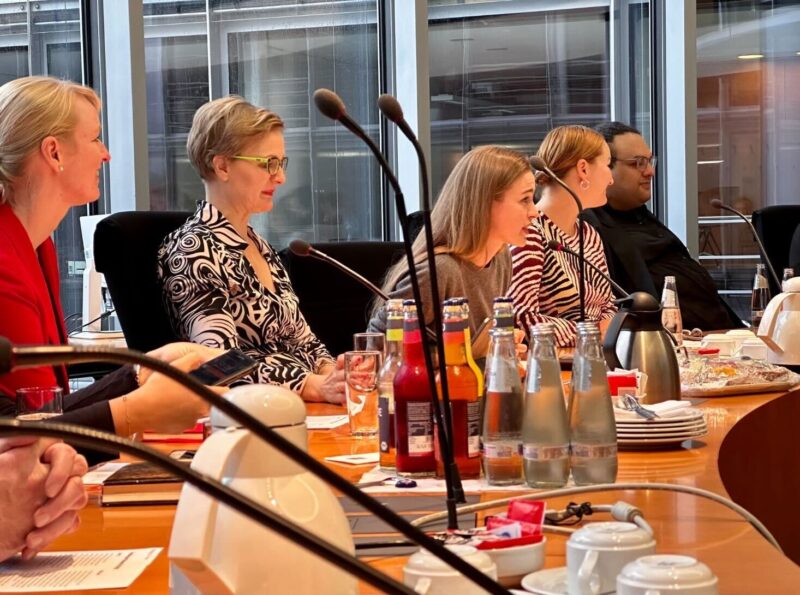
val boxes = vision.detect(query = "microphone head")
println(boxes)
[710,198,723,208]
[313,88,347,122]
[288,239,312,257]
[546,239,562,252]
[528,155,548,172]
[0,336,11,373]
[377,94,404,124]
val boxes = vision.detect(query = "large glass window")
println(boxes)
[0,1,86,325]
[696,0,800,319]
[143,0,381,248]
[427,3,612,196]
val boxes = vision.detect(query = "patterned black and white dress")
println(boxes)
[157,202,334,393]
[508,213,616,347]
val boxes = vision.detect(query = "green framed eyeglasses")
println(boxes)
[232,155,289,175]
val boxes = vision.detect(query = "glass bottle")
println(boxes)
[522,323,570,488]
[568,322,617,486]
[458,298,484,397]
[393,300,436,477]
[482,328,524,485]
[782,267,795,293]
[435,300,481,479]
[378,299,403,472]
[660,275,683,346]
[751,264,770,329]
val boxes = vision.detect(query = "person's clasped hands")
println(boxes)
[0,437,88,563]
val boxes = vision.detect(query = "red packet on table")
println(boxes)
[606,371,637,396]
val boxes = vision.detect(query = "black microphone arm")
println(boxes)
[529,156,586,321]
[287,239,438,344]
[0,339,512,595]
[710,199,782,290]
[288,239,390,300]
[546,239,629,298]
[0,418,413,595]
[313,88,464,532]
[377,93,465,514]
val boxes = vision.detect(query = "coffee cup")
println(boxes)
[616,554,718,595]
[566,522,656,595]
[699,334,736,356]
[404,545,497,594]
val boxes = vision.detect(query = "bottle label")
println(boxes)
[483,442,519,459]
[661,288,678,308]
[570,443,618,458]
[406,401,433,456]
[386,328,403,342]
[523,444,569,461]
[378,396,392,454]
[467,401,481,458]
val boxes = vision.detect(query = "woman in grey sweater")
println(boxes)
[368,145,538,336]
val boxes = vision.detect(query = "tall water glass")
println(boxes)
[16,386,63,421]
[344,351,381,438]
[353,332,385,355]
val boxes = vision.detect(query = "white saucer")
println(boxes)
[521,566,569,595]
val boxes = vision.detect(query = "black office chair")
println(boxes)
[752,205,800,295]
[790,224,800,276]
[94,211,192,353]
[279,241,405,356]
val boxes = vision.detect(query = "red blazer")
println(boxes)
[0,203,70,397]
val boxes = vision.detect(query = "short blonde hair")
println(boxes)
[187,96,284,180]
[0,76,101,204]
[535,125,606,187]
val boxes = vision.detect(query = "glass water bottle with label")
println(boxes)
[522,323,570,488]
[568,322,617,486]
[660,275,683,346]
[482,328,523,485]
[378,299,404,472]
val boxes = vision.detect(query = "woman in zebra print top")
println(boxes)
[509,126,617,347]
[157,97,344,404]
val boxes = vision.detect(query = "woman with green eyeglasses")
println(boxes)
[157,96,345,404]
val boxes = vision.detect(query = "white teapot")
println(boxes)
[757,276,800,366]
[169,385,356,594]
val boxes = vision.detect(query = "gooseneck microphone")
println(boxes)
[377,93,465,511]
[546,239,629,298]
[313,88,464,533]
[288,239,390,300]
[288,239,438,343]
[0,418,413,595]
[710,199,781,291]
[0,338,511,595]
[529,156,586,321]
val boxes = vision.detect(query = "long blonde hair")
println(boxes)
[375,145,530,311]
[0,76,100,204]
[535,125,606,187]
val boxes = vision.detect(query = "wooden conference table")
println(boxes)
[23,388,800,594]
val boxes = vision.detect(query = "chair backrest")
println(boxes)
[752,205,800,295]
[279,241,404,356]
[94,211,192,352]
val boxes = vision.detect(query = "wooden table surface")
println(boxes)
[19,389,800,594]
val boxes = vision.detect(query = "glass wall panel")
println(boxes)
[0,1,86,326]
[143,0,381,248]
[428,4,611,197]
[696,0,800,319]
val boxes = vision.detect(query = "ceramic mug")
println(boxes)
[404,545,497,594]
[616,554,718,595]
[566,522,656,595]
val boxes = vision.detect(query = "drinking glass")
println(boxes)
[344,351,381,438]
[16,386,63,420]
[353,332,385,354]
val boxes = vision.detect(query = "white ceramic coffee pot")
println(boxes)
[169,385,356,594]
[757,277,800,366]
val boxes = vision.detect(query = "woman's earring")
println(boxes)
[580,179,589,190]
[58,165,64,172]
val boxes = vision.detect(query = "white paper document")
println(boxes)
[358,467,533,494]
[324,452,380,465]
[306,415,349,430]
[0,548,162,592]
[81,461,129,485]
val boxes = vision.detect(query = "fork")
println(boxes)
[620,394,659,420]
